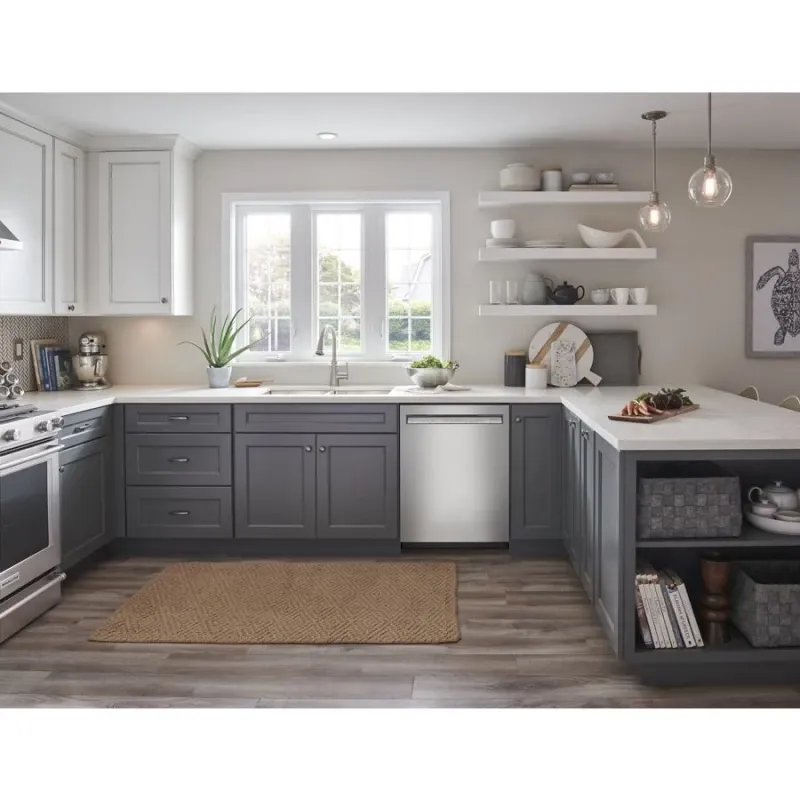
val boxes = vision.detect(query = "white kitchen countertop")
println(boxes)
[24,384,800,452]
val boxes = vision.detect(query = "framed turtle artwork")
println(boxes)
[746,235,800,358]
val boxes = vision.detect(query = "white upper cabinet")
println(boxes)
[54,139,86,315]
[0,114,54,315]
[93,149,193,316]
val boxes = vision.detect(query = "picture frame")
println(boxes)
[746,235,800,358]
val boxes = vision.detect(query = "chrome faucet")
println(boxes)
[315,324,349,387]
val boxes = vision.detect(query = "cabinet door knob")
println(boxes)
[569,420,576,428]
[58,466,65,473]
[515,417,521,423]
[67,304,75,311]
[161,297,168,304]
[304,446,312,452]
[319,446,326,452]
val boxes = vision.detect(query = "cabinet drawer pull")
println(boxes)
[167,415,189,422]
[304,446,313,452]
[319,446,327,453]
[569,420,576,428]
[168,457,190,463]
[169,510,190,516]
[72,423,91,433]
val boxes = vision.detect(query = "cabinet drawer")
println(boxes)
[125,404,231,433]
[126,434,232,486]
[235,404,398,434]
[59,406,111,447]
[126,487,233,539]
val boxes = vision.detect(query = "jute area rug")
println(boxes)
[90,560,460,645]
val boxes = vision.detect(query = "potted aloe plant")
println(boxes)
[181,308,262,388]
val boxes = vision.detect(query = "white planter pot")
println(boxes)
[207,366,232,389]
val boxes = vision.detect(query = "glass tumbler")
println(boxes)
[489,281,504,304]
[506,280,520,304]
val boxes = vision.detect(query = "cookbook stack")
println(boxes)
[635,561,704,649]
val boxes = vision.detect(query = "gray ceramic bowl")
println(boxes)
[406,366,457,389]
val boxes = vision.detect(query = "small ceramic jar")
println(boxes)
[591,288,610,305]
[500,163,539,191]
[525,363,548,390]
[542,169,563,192]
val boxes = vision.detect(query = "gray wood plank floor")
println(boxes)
[2,552,800,708]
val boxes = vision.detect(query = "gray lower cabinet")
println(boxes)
[510,405,562,541]
[563,410,580,568]
[127,487,233,539]
[235,434,317,539]
[593,436,621,653]
[234,432,399,540]
[578,422,596,599]
[60,436,112,569]
[317,434,398,539]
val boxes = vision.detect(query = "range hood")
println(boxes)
[0,220,22,250]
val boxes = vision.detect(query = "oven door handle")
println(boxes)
[0,572,66,621]
[0,442,63,473]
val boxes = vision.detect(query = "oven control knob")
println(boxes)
[52,416,64,429]
[36,419,56,433]
[2,429,21,442]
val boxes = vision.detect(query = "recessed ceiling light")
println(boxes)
[317,132,338,140]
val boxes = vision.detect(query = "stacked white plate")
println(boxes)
[745,507,800,536]
[486,237,524,247]
[524,239,567,248]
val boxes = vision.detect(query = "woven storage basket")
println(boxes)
[637,463,742,539]
[731,561,800,647]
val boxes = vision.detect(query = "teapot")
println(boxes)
[748,480,799,511]
[547,281,585,306]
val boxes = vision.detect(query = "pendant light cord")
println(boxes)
[707,92,712,157]
[651,119,658,192]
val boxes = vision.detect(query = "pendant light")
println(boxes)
[638,111,671,233]
[688,92,732,207]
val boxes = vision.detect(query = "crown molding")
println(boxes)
[84,133,201,159]
[0,99,90,148]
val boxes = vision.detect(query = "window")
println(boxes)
[227,193,448,362]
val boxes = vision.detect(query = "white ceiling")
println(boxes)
[2,93,799,150]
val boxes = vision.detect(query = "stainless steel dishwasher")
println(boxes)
[400,405,509,544]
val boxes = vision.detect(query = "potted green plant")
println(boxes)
[180,308,262,388]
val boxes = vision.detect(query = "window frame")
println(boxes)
[221,191,450,363]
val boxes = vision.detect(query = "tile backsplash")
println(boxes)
[0,316,70,391]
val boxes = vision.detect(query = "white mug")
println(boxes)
[610,288,629,305]
[591,288,610,305]
[491,219,516,239]
[630,287,648,305]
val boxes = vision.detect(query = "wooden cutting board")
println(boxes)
[607,404,700,424]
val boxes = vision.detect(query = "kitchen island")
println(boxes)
[31,384,800,683]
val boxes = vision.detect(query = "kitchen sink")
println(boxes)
[263,386,395,396]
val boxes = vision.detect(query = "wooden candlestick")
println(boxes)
[699,553,732,646]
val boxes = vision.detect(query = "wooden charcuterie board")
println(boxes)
[607,404,700,424]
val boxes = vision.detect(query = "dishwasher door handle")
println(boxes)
[405,416,505,425]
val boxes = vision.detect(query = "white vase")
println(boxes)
[207,366,232,389]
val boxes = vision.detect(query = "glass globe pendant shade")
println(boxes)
[638,194,671,233]
[688,158,732,207]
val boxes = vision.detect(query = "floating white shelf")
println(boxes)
[478,191,651,208]
[478,247,657,262]
[478,304,658,317]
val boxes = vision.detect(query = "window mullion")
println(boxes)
[292,206,313,359]
[363,206,385,360]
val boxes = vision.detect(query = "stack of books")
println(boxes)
[30,340,74,391]
[635,562,704,649]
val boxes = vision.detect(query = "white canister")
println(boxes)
[491,219,516,239]
[541,169,563,192]
[500,163,539,191]
[525,363,548,390]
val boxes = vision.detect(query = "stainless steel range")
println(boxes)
[0,402,66,644]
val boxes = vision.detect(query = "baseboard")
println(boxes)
[508,539,566,558]
[111,538,402,558]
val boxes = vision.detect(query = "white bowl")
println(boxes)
[745,509,800,536]
[595,172,616,184]
[750,501,779,517]
[491,219,516,239]
[571,172,591,185]
[578,224,647,249]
